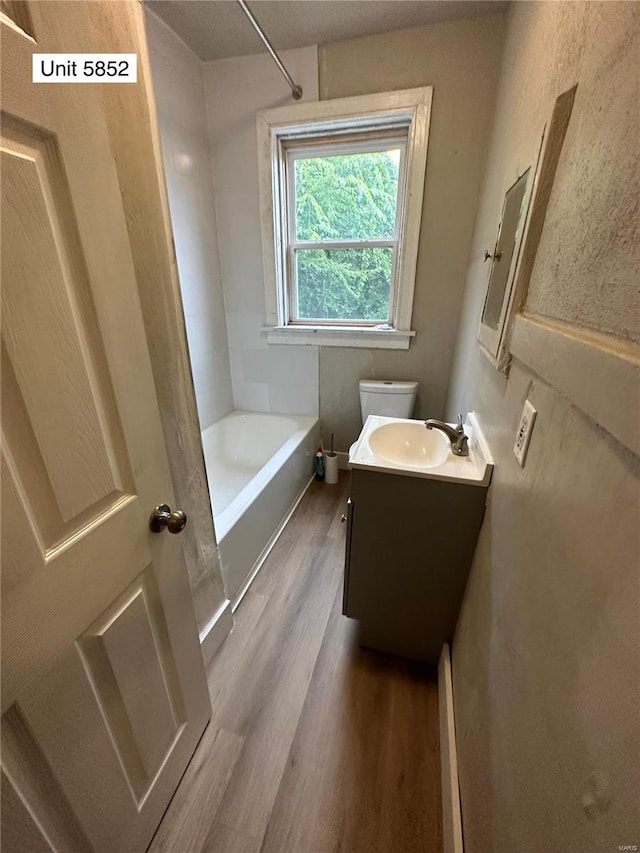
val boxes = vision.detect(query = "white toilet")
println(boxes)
[349,380,418,458]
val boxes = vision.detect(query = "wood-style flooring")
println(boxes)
[149,474,443,853]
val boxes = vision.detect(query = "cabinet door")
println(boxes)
[342,498,354,615]
[347,468,488,662]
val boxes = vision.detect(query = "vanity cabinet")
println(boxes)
[342,467,488,664]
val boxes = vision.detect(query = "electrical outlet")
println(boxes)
[514,399,537,466]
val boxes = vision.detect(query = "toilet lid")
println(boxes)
[359,379,418,394]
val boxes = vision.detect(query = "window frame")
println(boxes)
[257,88,433,349]
[284,135,407,327]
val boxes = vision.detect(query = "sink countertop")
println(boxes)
[349,412,494,487]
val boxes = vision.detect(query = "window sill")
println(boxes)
[262,325,416,350]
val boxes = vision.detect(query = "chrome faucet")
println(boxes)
[425,414,469,456]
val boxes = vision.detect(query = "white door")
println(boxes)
[1,5,211,851]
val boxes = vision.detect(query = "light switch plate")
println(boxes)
[514,399,537,466]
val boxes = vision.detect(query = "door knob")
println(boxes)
[149,504,188,534]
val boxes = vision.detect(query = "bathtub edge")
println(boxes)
[230,472,315,612]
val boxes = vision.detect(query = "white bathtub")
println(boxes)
[201,411,319,606]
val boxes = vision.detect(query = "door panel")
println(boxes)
[79,570,186,795]
[1,117,133,525]
[2,705,93,853]
[1,4,211,850]
[1,771,57,853]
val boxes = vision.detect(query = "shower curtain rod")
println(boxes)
[236,0,303,100]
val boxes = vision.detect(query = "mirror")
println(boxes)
[478,87,577,374]
[481,169,530,331]
[478,163,533,367]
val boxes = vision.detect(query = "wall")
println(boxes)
[317,15,506,450]
[447,2,640,850]
[203,48,320,417]
[146,10,234,431]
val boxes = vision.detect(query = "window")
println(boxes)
[287,138,404,325]
[257,88,433,349]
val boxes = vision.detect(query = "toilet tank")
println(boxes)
[359,380,418,422]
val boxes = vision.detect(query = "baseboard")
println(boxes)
[438,643,464,853]
[199,598,233,668]
[230,474,314,612]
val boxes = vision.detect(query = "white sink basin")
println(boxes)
[349,415,494,486]
[368,421,450,468]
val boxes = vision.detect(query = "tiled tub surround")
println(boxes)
[226,314,319,416]
[146,9,234,430]
[203,47,320,419]
[202,412,320,606]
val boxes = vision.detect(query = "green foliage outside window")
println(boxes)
[294,151,400,321]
